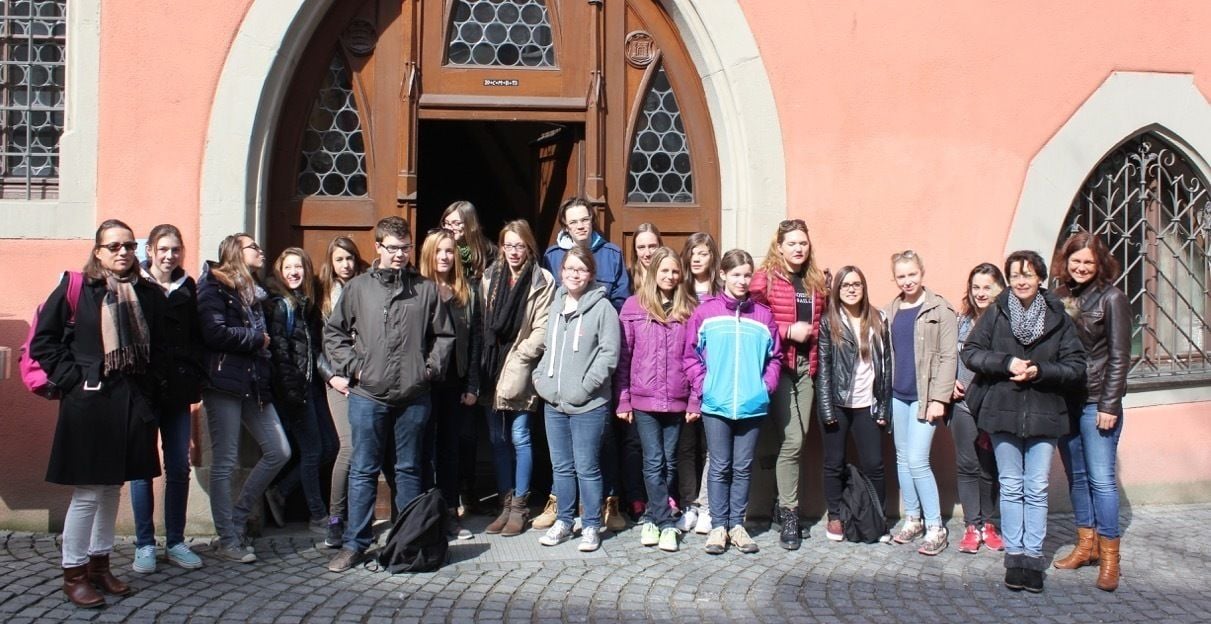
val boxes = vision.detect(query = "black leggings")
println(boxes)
[950,400,998,526]
[821,406,886,519]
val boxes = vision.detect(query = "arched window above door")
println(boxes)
[627,62,692,204]
[445,0,556,68]
[1060,132,1211,386]
[296,54,367,197]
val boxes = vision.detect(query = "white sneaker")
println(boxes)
[675,507,698,533]
[694,510,713,535]
[578,527,601,552]
[539,520,574,546]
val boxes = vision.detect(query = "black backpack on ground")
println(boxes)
[838,463,887,543]
[376,489,450,573]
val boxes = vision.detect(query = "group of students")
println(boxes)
[30,199,1129,608]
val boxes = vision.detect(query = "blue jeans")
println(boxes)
[487,409,532,495]
[545,404,608,529]
[130,402,192,548]
[1060,402,1123,538]
[342,393,430,553]
[633,410,682,528]
[703,414,761,530]
[992,433,1055,558]
[276,380,339,520]
[891,398,942,526]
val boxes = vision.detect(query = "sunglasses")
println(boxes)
[99,242,138,253]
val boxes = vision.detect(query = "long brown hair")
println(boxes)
[1051,229,1121,289]
[211,232,260,304]
[84,219,138,280]
[760,218,826,293]
[637,246,696,323]
[146,223,185,270]
[442,200,493,279]
[269,247,317,314]
[680,232,721,300]
[960,263,1006,320]
[319,236,369,317]
[827,266,882,361]
[419,228,470,306]
[494,219,539,267]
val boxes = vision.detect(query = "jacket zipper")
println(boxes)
[732,304,741,418]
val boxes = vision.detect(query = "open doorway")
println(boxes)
[417,120,581,245]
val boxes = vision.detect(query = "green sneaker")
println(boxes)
[658,527,680,552]
[640,522,660,547]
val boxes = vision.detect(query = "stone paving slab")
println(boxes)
[1,504,1210,622]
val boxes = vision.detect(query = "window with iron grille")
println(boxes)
[0,0,65,200]
[1060,132,1211,387]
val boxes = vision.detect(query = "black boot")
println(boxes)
[779,507,801,550]
[1004,567,1025,591]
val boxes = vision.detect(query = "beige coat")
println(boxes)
[482,267,556,412]
[884,287,958,420]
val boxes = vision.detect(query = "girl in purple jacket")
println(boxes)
[616,247,698,552]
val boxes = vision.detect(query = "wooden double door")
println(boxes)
[268,0,719,265]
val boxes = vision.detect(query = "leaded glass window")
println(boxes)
[0,0,66,200]
[297,54,367,197]
[446,0,555,68]
[627,63,692,204]
[1061,133,1211,383]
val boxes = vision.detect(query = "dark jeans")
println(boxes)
[821,406,886,519]
[633,410,682,528]
[277,379,339,520]
[425,385,478,508]
[950,400,998,527]
[601,413,645,502]
[675,419,706,507]
[342,393,430,553]
[1059,402,1124,538]
[546,404,608,529]
[703,414,762,529]
[130,402,192,548]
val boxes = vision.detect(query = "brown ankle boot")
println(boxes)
[501,491,530,537]
[63,564,105,608]
[87,554,132,596]
[485,491,513,534]
[1096,536,1120,591]
[1053,527,1099,569]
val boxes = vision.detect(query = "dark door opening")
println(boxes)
[417,120,581,245]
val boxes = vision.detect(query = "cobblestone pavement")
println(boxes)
[2,503,1209,623]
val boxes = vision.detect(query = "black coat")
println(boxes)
[816,311,893,426]
[265,292,322,412]
[142,263,205,406]
[30,273,165,485]
[197,262,274,403]
[1053,281,1131,416]
[960,289,1086,439]
[441,287,483,396]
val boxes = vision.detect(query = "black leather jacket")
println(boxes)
[1053,281,1131,416]
[816,311,893,426]
[265,292,321,413]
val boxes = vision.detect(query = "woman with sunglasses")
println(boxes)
[419,227,482,540]
[128,224,205,574]
[198,233,291,563]
[31,219,165,608]
[750,218,828,550]
[816,266,891,542]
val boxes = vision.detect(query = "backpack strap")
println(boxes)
[64,271,83,325]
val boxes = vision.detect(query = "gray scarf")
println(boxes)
[1008,293,1046,346]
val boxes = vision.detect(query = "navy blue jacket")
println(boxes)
[197,262,274,403]
[541,230,630,311]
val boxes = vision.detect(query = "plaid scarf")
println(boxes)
[101,273,151,375]
[1008,292,1046,346]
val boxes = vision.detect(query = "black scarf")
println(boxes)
[481,261,534,385]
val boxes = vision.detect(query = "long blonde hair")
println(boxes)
[760,219,826,293]
[629,223,663,294]
[211,232,260,304]
[270,247,317,314]
[319,236,369,317]
[419,228,470,306]
[637,247,696,323]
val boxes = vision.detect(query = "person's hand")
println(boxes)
[461,392,477,406]
[329,376,350,395]
[876,417,888,427]
[924,401,945,423]
[686,412,701,423]
[1096,411,1118,431]
[1008,357,1032,376]
[787,322,811,343]
[952,380,966,400]
[262,332,271,349]
[617,411,633,423]
[1010,364,1039,384]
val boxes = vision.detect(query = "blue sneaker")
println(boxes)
[166,543,203,569]
[132,545,156,573]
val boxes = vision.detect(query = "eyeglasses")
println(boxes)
[99,242,138,253]
[839,281,864,291]
[779,218,807,229]
[501,243,528,252]
[442,218,463,229]
[564,267,592,276]
[242,243,262,253]
[380,243,413,255]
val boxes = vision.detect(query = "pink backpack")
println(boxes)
[20,271,84,399]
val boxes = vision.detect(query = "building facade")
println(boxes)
[1,0,1209,532]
